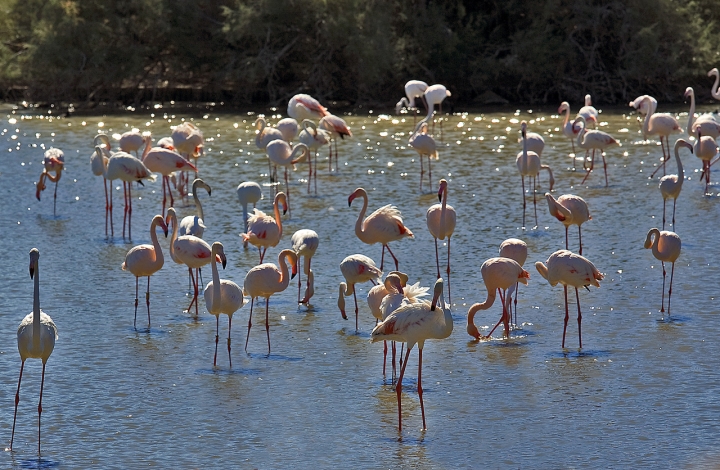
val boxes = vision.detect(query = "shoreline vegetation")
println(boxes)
[1,0,719,112]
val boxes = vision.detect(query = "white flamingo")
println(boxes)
[517,121,555,226]
[266,140,308,214]
[91,138,111,235]
[426,179,456,302]
[423,84,451,134]
[573,116,619,186]
[287,94,329,121]
[640,96,681,177]
[236,181,263,249]
[142,146,197,216]
[499,238,528,326]
[408,120,438,191]
[291,229,319,305]
[297,119,330,194]
[35,148,65,216]
[179,178,212,237]
[659,139,693,229]
[684,87,720,138]
[643,228,681,316]
[338,254,383,330]
[545,193,591,255]
[241,191,287,263]
[319,114,352,171]
[577,94,599,127]
[629,95,658,138]
[277,117,299,143]
[558,101,581,153]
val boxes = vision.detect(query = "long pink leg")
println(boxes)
[418,348,426,430]
[328,142,333,172]
[245,298,254,351]
[576,287,583,348]
[565,225,569,250]
[385,244,400,270]
[37,362,46,454]
[162,176,168,217]
[10,360,25,451]
[661,261,666,313]
[383,340,387,377]
[214,316,219,366]
[428,156,432,191]
[578,225,583,256]
[194,269,199,316]
[353,289,359,331]
[133,276,139,328]
[284,167,291,218]
[532,176,538,227]
[227,317,233,367]
[447,237,452,304]
[104,178,109,237]
[109,180,114,237]
[265,298,271,354]
[122,181,128,239]
[485,288,506,337]
[186,268,198,314]
[668,262,675,316]
[521,176,526,228]
[146,276,151,327]
[52,179,58,216]
[662,199,667,230]
[602,153,608,187]
[562,285,569,348]
[420,153,424,191]
[396,346,412,432]
[671,198,677,228]
[434,238,441,278]
[380,245,386,270]
[313,151,318,195]
[334,139,339,171]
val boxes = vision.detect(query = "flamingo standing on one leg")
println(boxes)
[573,116,619,186]
[426,179,456,303]
[559,101,581,153]
[237,182,262,249]
[643,228,681,316]
[659,139,693,229]
[499,238,528,327]
[266,140,308,215]
[35,148,64,216]
[466,257,530,340]
[545,193,591,255]
[297,119,330,194]
[338,254,383,331]
[10,248,58,454]
[291,229,319,305]
[371,278,452,432]
[517,121,555,227]
[319,114,352,172]
[142,146,197,216]
[535,250,603,348]
[348,187,414,271]
[639,96,681,177]
[241,191,287,263]
[121,215,169,328]
[243,249,298,354]
[409,120,438,191]
[204,242,245,367]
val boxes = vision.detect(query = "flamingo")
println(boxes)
[118,131,150,158]
[121,215,169,328]
[499,238,528,326]
[396,80,429,123]
[640,96,681,177]
[535,250,603,348]
[10,248,58,454]
[695,129,719,193]
[266,140,308,214]
[179,178,212,237]
[103,145,156,239]
[659,139,693,229]
[91,136,111,235]
[277,117,299,143]
[517,121,556,227]
[573,116,619,186]
[577,94,599,127]
[237,181,263,249]
[243,249,298,354]
[319,114,352,171]
[558,101,582,153]
[629,95,658,138]
[297,119,330,194]
[241,191,287,263]
[35,148,64,216]
[371,278,452,431]
[254,117,284,182]
[287,94,329,121]
[545,193,591,255]
[338,254,383,330]
[142,146,197,216]
[643,228,681,316]
[423,84,451,134]
[291,229,319,305]
[684,87,720,138]
[408,120,438,191]
[426,179,456,303]
[204,242,245,367]
[166,208,214,316]
[172,122,204,197]
[709,68,720,101]
[348,187,414,271]
[466,257,530,340]
[157,136,175,149]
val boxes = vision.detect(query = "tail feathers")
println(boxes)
[121,262,127,271]
[403,282,429,301]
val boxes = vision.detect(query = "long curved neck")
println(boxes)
[45,169,62,182]
[211,248,221,302]
[467,289,497,330]
[675,146,684,183]
[193,187,204,221]
[687,90,696,136]
[547,195,571,222]
[150,219,164,266]
[273,198,283,240]
[575,121,586,148]
[168,213,179,262]
[289,145,306,163]
[646,228,661,257]
[712,72,720,100]
[354,192,370,243]
[277,253,291,290]
[439,186,448,239]
[643,102,653,135]
[562,106,570,127]
[32,258,40,348]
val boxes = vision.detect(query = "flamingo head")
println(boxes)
[275,192,288,215]
[684,87,693,100]
[213,242,227,269]
[558,101,570,114]
[165,207,176,229]
[29,248,39,279]
[155,216,169,238]
[466,322,481,340]
[288,252,298,279]
[430,278,444,311]
[348,188,364,207]
[518,269,530,286]
[438,179,448,201]
[384,273,404,296]
[520,121,527,139]
[387,270,409,287]
[709,68,719,79]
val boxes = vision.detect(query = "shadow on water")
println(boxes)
[546,349,612,360]
[16,457,60,469]
[246,353,303,362]
[656,314,690,325]
[195,367,263,376]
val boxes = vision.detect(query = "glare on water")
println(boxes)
[1,105,719,468]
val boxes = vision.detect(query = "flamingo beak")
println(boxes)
[437,187,443,202]
[340,309,347,320]
[219,254,226,268]
[348,194,355,207]
[29,264,35,279]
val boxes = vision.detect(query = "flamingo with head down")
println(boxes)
[338,254,382,331]
[241,192,287,263]
[36,148,65,216]
[319,114,352,172]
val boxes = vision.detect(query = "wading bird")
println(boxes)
[426,179,456,302]
[499,238,528,326]
[242,191,287,263]
[35,148,65,216]
[643,228,681,316]
[409,120,438,191]
[659,139,693,229]
[545,193,591,255]
[517,121,555,226]
[291,229,319,304]
[338,254,382,331]
[236,182,262,249]
[574,116,619,186]
[319,114,352,172]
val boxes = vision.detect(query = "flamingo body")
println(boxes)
[545,193,591,254]
[287,94,328,121]
[242,192,287,263]
[292,229,319,304]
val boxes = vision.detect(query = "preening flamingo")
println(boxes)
[640,96,681,176]
[277,117,299,143]
[629,95,658,138]
[121,215,169,328]
[545,193,591,255]
[338,254,382,330]
[10,248,58,454]
[298,119,330,194]
[659,139,693,229]
[643,228,681,316]
[291,229,319,304]
[319,114,352,171]
[367,272,408,379]
[179,178,212,237]
[695,129,719,193]
[517,121,555,227]
[409,120,438,191]
[204,242,245,367]
[535,250,603,348]
[243,249,298,354]
[236,181,262,249]
[499,238,528,326]
[349,187,414,271]
[577,94,599,127]
[684,87,720,138]
[558,101,581,153]
[466,257,529,340]
[573,116,619,186]
[35,148,64,216]
[142,146,197,216]
[266,139,308,214]
[371,278,452,431]
[287,94,329,121]
[91,137,111,235]
[423,84,451,134]
[242,191,287,263]
[426,179,456,302]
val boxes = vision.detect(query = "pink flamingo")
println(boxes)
[118,131,150,158]
[243,249,298,354]
[423,84,451,134]
[319,114,352,171]
[517,121,555,227]
[236,182,262,249]
[349,187,414,271]
[535,250,603,348]
[573,116,619,186]
[709,68,720,100]
[426,179,456,302]
[558,101,582,153]
[545,193,591,255]
[142,146,197,216]
[640,96,681,177]
[121,215,169,328]
[371,278,452,431]
[338,254,382,330]
[297,119,330,194]
[204,242,245,367]
[287,94,329,121]
[466,257,530,340]
[629,95,658,138]
[659,139,693,229]
[695,129,718,193]
[643,228,681,316]
[91,140,111,235]
[266,140,308,214]
[277,117,299,143]
[255,117,284,182]
[396,80,429,124]
[291,229,319,305]
[684,87,720,138]
[409,120,438,191]
[171,122,204,197]
[179,178,211,238]
[35,148,64,216]
[577,94,599,127]
[10,248,58,454]
[242,191,287,263]
[499,238,528,326]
